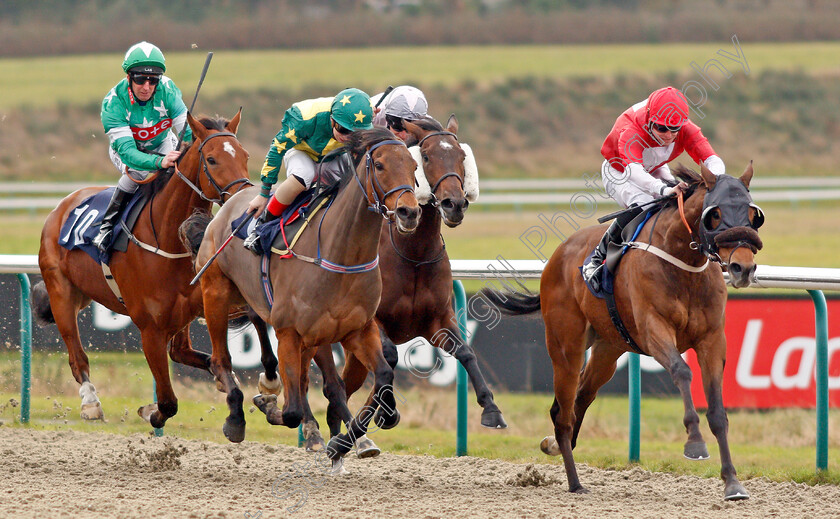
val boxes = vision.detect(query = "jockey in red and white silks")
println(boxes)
[600,86,725,209]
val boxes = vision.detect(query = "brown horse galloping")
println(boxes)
[313,115,505,456]
[183,128,420,463]
[33,112,252,428]
[483,163,764,501]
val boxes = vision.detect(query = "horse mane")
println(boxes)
[346,127,402,166]
[657,163,703,208]
[141,115,231,197]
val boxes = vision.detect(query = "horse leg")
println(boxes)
[314,344,351,438]
[540,303,588,494]
[298,347,326,452]
[431,319,507,429]
[571,331,623,449]
[273,328,304,428]
[167,327,211,370]
[201,266,246,443]
[644,325,709,461]
[248,310,289,426]
[335,343,382,457]
[696,334,749,501]
[136,327,178,429]
[41,276,103,420]
[326,322,396,461]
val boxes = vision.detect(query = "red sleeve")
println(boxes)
[679,121,716,164]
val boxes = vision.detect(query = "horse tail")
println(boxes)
[31,281,56,326]
[178,209,213,260]
[480,288,541,315]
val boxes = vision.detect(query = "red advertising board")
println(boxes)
[687,298,840,408]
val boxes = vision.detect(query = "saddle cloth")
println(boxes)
[581,205,660,299]
[58,188,149,265]
[231,180,341,258]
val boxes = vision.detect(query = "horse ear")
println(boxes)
[227,107,242,134]
[187,112,208,142]
[446,113,459,135]
[403,120,423,142]
[700,162,717,190]
[739,160,754,189]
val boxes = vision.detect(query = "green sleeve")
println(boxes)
[113,137,163,171]
[259,107,306,187]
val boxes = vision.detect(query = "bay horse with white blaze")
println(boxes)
[33,112,252,428]
[183,128,420,464]
[483,163,764,501]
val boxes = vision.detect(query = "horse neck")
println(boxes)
[148,149,212,244]
[651,201,706,267]
[317,170,384,264]
[389,203,441,256]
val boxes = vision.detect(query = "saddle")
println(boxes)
[231,180,341,258]
[58,188,150,265]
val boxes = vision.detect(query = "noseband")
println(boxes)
[355,139,415,220]
[417,130,464,207]
[176,131,253,205]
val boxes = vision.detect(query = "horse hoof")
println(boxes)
[684,441,710,460]
[481,409,508,429]
[80,402,104,421]
[223,419,246,443]
[724,482,750,501]
[258,372,282,395]
[137,403,158,423]
[540,436,561,456]
[252,394,276,414]
[355,436,381,459]
[266,408,284,426]
[330,458,348,476]
[374,408,400,430]
[305,434,325,453]
[570,485,590,495]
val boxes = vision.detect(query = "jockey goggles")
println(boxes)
[652,122,682,133]
[131,74,161,86]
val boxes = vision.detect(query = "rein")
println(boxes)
[290,139,413,275]
[417,130,463,208]
[388,222,447,267]
[176,131,253,205]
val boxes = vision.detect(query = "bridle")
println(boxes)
[176,131,253,205]
[416,130,464,208]
[353,139,415,220]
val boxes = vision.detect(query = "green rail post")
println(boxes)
[628,352,641,463]
[298,424,305,447]
[453,280,469,456]
[17,273,31,424]
[808,289,828,471]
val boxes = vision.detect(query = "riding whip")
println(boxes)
[176,51,214,152]
[597,194,675,224]
[189,213,252,286]
[375,85,394,109]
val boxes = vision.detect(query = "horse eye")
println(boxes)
[374,161,384,171]
[422,154,429,163]
[702,207,721,230]
[207,157,217,165]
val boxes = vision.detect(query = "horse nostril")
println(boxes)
[441,199,454,211]
[729,263,742,276]
[396,206,419,222]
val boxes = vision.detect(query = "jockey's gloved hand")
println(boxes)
[659,181,689,198]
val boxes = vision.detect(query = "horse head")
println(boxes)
[677,162,764,288]
[404,115,476,228]
[178,111,251,205]
[347,128,420,234]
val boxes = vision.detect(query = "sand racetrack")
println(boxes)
[1,427,837,518]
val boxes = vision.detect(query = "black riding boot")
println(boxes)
[582,204,643,292]
[92,187,132,253]
[243,210,279,255]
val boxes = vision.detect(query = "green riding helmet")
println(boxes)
[122,41,166,75]
[331,88,374,131]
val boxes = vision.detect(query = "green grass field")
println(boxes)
[4,42,840,110]
[1,351,838,486]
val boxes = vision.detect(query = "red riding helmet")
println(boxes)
[647,86,690,128]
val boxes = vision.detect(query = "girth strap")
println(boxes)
[604,290,644,354]
[101,263,125,307]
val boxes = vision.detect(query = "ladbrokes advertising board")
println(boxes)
[686,297,840,408]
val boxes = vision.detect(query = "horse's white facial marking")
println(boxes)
[439,141,454,150]
[223,142,236,157]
